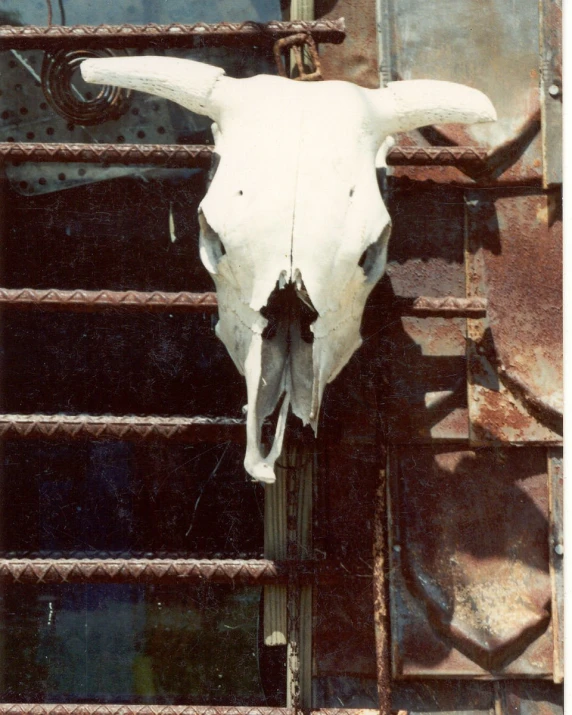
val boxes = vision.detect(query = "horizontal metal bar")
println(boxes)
[0,20,346,50]
[0,414,245,442]
[388,146,489,168]
[0,288,218,311]
[0,142,491,169]
[394,296,488,316]
[0,551,263,560]
[0,143,214,167]
[0,559,370,585]
[0,558,284,584]
[0,707,379,715]
[0,288,486,316]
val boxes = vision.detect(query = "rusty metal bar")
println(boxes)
[0,20,346,50]
[0,558,285,584]
[0,288,218,312]
[0,288,486,316]
[548,448,564,683]
[0,708,380,715]
[387,146,489,168]
[393,296,487,316]
[0,143,214,167]
[0,558,369,585]
[0,143,491,169]
[0,414,245,442]
[373,469,391,715]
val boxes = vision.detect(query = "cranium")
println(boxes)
[82,56,495,483]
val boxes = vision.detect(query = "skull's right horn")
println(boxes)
[80,56,233,121]
[367,79,497,137]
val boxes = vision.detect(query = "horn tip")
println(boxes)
[80,58,100,84]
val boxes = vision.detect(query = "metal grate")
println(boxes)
[0,16,494,714]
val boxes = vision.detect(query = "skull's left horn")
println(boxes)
[81,56,232,121]
[368,79,497,137]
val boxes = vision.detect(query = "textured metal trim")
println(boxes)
[0,288,218,311]
[0,558,287,584]
[0,558,368,584]
[0,551,263,560]
[0,20,346,49]
[0,143,214,167]
[0,143,490,169]
[395,296,488,316]
[387,146,489,168]
[0,414,245,441]
[0,288,486,316]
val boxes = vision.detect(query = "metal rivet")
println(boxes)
[548,84,561,98]
[554,543,563,556]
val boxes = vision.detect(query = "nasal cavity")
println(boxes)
[261,282,318,343]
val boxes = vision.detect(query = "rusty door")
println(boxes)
[313,0,563,711]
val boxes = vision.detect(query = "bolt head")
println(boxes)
[548,84,561,98]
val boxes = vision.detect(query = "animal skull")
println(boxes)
[81,57,496,483]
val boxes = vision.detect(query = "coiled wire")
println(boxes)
[41,48,132,126]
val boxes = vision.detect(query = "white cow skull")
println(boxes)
[82,57,495,483]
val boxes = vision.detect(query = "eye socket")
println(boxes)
[198,209,226,274]
[358,225,391,284]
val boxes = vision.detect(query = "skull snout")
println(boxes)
[260,280,318,344]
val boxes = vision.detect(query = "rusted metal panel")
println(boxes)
[380,181,469,442]
[385,0,543,185]
[314,0,379,87]
[497,681,563,715]
[0,20,346,50]
[466,190,562,443]
[383,315,469,442]
[392,680,494,715]
[539,0,562,186]
[313,319,382,682]
[389,446,553,678]
[547,449,563,683]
